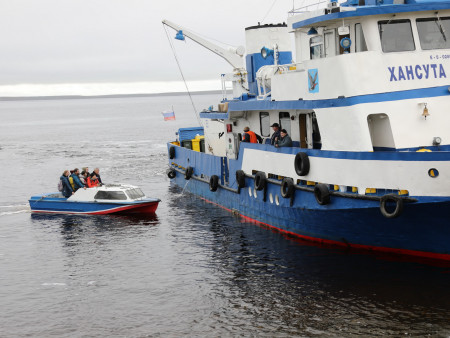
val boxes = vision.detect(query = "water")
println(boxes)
[1,95,450,336]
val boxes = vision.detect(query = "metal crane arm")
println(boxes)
[162,19,244,70]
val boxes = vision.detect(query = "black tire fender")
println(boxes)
[380,194,403,218]
[185,166,193,180]
[167,168,176,179]
[169,146,176,159]
[294,152,310,176]
[209,175,219,192]
[236,170,246,188]
[281,178,294,198]
[314,183,330,205]
[254,171,267,191]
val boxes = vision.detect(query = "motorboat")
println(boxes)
[29,184,160,215]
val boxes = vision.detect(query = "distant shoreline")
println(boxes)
[0,90,223,101]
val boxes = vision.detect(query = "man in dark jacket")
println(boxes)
[275,129,293,147]
[270,123,281,145]
[60,170,74,198]
[93,168,102,185]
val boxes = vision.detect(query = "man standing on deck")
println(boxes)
[242,127,262,143]
[270,123,281,145]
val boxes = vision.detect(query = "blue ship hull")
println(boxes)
[168,143,450,260]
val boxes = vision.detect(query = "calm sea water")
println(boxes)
[1,94,450,337]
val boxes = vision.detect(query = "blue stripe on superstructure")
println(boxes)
[292,2,450,29]
[239,142,450,161]
[227,85,450,112]
[199,112,229,119]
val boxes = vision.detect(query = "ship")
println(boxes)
[162,0,450,261]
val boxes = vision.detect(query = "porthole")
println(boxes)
[428,168,439,178]
[275,195,280,206]
[269,193,274,204]
[248,187,252,196]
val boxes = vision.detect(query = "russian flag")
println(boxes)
[162,110,175,121]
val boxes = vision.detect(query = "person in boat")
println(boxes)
[60,170,74,198]
[275,129,293,148]
[71,168,86,191]
[82,167,90,177]
[79,170,88,185]
[242,126,262,143]
[270,123,281,145]
[93,168,103,184]
[86,172,100,188]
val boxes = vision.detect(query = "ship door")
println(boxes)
[367,114,395,151]
[299,114,308,148]
[226,133,240,159]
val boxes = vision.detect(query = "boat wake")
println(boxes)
[0,204,29,216]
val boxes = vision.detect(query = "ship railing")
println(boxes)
[288,0,328,15]
[256,63,305,100]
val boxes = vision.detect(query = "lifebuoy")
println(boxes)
[236,170,246,188]
[281,178,294,198]
[169,146,175,159]
[167,168,176,179]
[185,166,193,180]
[294,152,310,176]
[254,171,267,191]
[209,175,219,192]
[380,194,403,218]
[314,183,330,205]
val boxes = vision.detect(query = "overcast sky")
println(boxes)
[0,0,298,95]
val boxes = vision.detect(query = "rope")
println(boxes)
[163,23,201,126]
[162,23,216,154]
[261,0,278,24]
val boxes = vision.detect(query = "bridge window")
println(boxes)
[355,23,368,52]
[260,112,270,137]
[310,36,324,59]
[416,17,450,50]
[378,19,415,52]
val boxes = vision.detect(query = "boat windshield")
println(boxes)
[94,191,128,200]
[126,188,145,200]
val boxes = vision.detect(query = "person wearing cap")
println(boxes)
[270,123,281,145]
[275,129,293,148]
[242,126,262,143]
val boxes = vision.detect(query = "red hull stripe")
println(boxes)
[199,197,450,262]
[31,202,159,215]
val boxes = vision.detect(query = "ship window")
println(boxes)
[378,19,415,52]
[279,112,291,135]
[260,112,270,137]
[127,188,145,199]
[416,17,450,50]
[310,35,324,59]
[355,23,368,52]
[94,191,128,200]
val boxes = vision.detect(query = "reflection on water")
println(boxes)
[2,97,450,336]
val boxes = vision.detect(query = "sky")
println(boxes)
[0,0,299,96]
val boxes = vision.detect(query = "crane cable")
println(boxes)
[162,23,215,154]
[163,23,201,126]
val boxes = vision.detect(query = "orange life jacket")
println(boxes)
[245,131,258,143]
[87,177,99,188]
